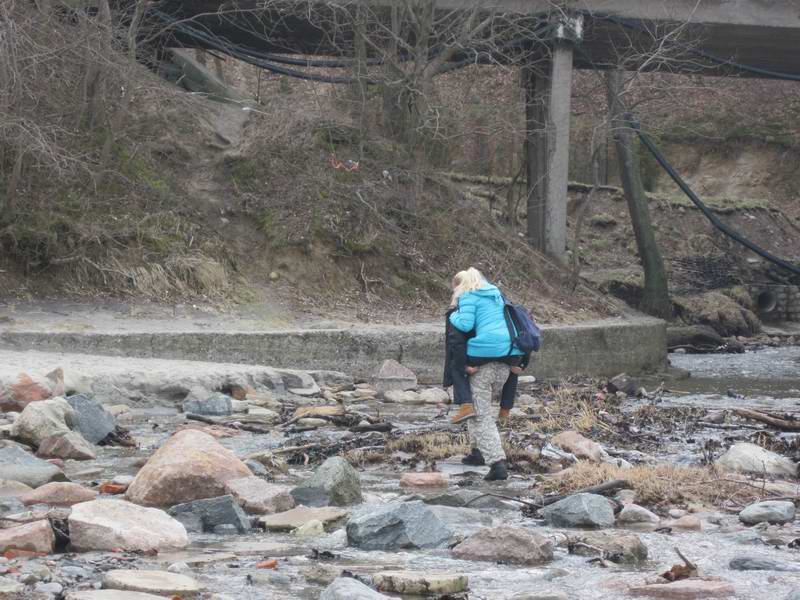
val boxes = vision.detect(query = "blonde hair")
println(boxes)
[450,267,486,307]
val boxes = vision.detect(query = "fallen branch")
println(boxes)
[185,413,272,434]
[733,408,800,431]
[539,479,632,508]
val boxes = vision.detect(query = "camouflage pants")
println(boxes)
[467,362,509,465]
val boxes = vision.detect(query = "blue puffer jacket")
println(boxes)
[449,284,524,359]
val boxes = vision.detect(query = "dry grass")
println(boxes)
[386,431,470,461]
[538,462,768,510]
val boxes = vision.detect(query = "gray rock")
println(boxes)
[739,501,796,525]
[245,460,268,477]
[346,500,491,551]
[182,391,233,417]
[567,531,648,563]
[607,373,638,396]
[11,398,75,446]
[320,577,392,600]
[65,394,116,444]
[372,360,417,394]
[36,582,63,595]
[452,525,553,565]
[540,493,615,528]
[729,556,800,572]
[0,497,24,516]
[0,445,67,488]
[291,457,362,507]
[168,495,250,533]
[424,489,517,510]
[716,443,797,478]
[617,504,660,526]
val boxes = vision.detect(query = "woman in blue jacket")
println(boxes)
[448,267,525,481]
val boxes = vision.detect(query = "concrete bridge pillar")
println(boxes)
[524,17,582,262]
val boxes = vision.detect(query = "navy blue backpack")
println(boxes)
[503,299,542,354]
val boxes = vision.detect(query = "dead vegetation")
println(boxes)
[537,462,767,510]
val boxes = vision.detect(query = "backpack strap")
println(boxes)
[502,299,516,356]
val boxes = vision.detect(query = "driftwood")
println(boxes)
[733,408,800,431]
[185,413,272,434]
[539,479,632,508]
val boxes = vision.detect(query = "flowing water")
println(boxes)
[59,347,800,599]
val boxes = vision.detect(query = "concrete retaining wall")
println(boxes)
[0,317,667,383]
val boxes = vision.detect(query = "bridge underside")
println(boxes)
[153,0,800,262]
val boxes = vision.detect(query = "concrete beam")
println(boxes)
[525,42,574,261]
[0,318,667,383]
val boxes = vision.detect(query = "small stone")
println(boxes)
[321,577,391,600]
[21,482,97,506]
[290,457,362,507]
[112,475,135,487]
[451,525,553,565]
[182,390,232,417]
[372,571,468,595]
[37,431,96,461]
[551,431,606,462]
[671,515,702,531]
[617,504,660,526]
[35,581,63,595]
[168,495,250,534]
[739,501,796,525]
[167,562,190,574]
[716,443,797,478]
[259,506,349,532]
[0,519,54,554]
[729,556,800,572]
[65,394,116,444]
[669,509,687,519]
[628,578,736,598]
[568,531,648,563]
[102,569,202,597]
[400,472,449,487]
[0,576,23,595]
[540,493,615,528]
[417,389,450,404]
[294,519,325,538]
[225,477,295,515]
[382,390,422,404]
[614,489,637,506]
[296,418,328,428]
[607,374,638,396]
[66,592,182,600]
[372,360,417,394]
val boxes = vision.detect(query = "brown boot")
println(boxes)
[498,408,510,421]
[450,404,476,424]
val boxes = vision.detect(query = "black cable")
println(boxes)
[632,120,800,276]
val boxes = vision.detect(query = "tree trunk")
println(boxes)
[351,1,368,152]
[606,69,671,318]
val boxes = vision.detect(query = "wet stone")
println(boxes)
[452,525,553,565]
[225,476,295,515]
[37,431,96,461]
[21,482,97,507]
[400,472,449,488]
[372,571,468,595]
[182,390,232,417]
[0,446,68,488]
[66,593,179,600]
[168,494,250,534]
[540,493,615,528]
[259,506,349,532]
[423,489,517,510]
[321,577,392,600]
[569,531,648,563]
[65,394,116,444]
[291,457,362,507]
[617,504,660,526]
[628,579,736,599]
[0,576,23,595]
[11,397,74,446]
[739,500,796,525]
[0,519,54,554]
[103,569,202,597]
[729,556,800,571]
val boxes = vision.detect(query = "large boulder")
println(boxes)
[167,495,250,533]
[739,500,796,525]
[551,431,606,462]
[65,394,116,444]
[68,499,189,552]
[346,500,491,551]
[37,431,96,461]
[0,519,55,554]
[540,493,615,528]
[21,482,97,507]
[0,445,67,488]
[0,369,64,412]
[125,430,251,507]
[372,360,417,394]
[716,443,797,478]
[224,477,295,515]
[11,397,75,446]
[291,457,362,507]
[452,526,553,565]
[321,577,392,600]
